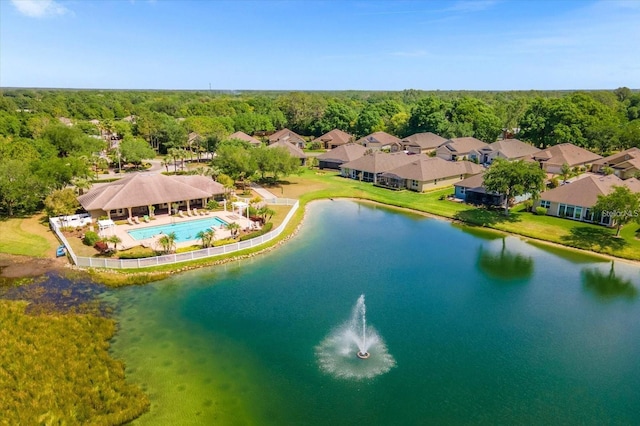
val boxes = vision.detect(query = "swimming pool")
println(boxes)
[127,217,229,243]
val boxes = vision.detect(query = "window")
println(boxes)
[540,200,551,208]
[459,187,466,194]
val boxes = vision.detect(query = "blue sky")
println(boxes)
[1,0,638,90]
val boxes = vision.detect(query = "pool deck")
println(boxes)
[101,210,254,250]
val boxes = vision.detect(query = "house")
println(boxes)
[436,137,489,162]
[316,143,367,170]
[378,157,483,192]
[534,173,640,225]
[528,143,602,174]
[480,139,540,164]
[268,140,307,165]
[268,128,306,149]
[312,129,354,150]
[454,173,532,206]
[591,147,640,179]
[340,152,421,183]
[356,131,402,152]
[228,131,262,147]
[78,173,225,220]
[401,132,447,155]
[187,132,202,146]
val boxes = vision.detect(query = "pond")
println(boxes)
[107,200,640,425]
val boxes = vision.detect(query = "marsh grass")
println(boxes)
[0,300,149,424]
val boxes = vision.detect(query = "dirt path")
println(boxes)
[0,254,69,279]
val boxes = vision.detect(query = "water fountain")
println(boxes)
[316,294,395,380]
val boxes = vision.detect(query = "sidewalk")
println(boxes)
[250,182,279,199]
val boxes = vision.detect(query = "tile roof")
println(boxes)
[78,173,225,211]
[316,143,367,163]
[381,157,483,181]
[539,173,640,207]
[530,143,602,167]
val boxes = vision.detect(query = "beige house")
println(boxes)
[268,140,307,165]
[535,174,640,225]
[268,128,306,148]
[527,143,602,174]
[340,152,421,183]
[401,132,447,154]
[356,131,402,152]
[480,139,540,164]
[591,147,640,179]
[312,129,354,150]
[317,143,367,170]
[436,137,489,162]
[228,131,262,147]
[378,157,483,192]
[78,173,225,220]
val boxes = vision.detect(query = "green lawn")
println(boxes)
[0,214,58,257]
[276,169,640,261]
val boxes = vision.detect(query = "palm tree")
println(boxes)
[196,229,215,248]
[72,177,92,195]
[167,148,180,173]
[225,222,241,238]
[156,231,177,254]
[107,235,122,252]
[258,206,276,223]
[161,156,171,173]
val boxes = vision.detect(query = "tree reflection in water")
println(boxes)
[582,261,638,300]
[477,238,534,282]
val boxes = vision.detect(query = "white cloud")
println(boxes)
[11,0,69,18]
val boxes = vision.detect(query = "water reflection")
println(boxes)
[477,238,534,282]
[582,262,638,300]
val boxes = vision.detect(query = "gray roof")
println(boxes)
[340,152,423,174]
[268,140,307,159]
[317,143,367,163]
[485,139,540,159]
[454,172,486,190]
[401,132,447,150]
[78,173,225,211]
[382,157,483,181]
[539,174,640,207]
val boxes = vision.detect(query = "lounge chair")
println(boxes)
[193,208,199,216]
[187,209,193,217]
[127,217,135,225]
[143,215,150,223]
[178,210,185,218]
[133,216,140,224]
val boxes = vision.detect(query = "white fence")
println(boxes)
[51,199,299,270]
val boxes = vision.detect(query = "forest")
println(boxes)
[1,87,639,217]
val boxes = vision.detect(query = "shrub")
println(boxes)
[535,206,548,215]
[83,231,100,246]
[523,200,533,212]
[549,177,559,189]
[239,222,274,241]
[207,200,220,210]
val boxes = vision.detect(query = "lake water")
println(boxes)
[107,200,640,425]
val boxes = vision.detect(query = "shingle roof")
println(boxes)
[486,139,540,159]
[317,143,367,163]
[268,128,305,144]
[454,172,486,190]
[531,143,602,167]
[401,132,447,150]
[539,174,640,207]
[441,137,489,154]
[229,131,262,146]
[356,131,401,146]
[381,157,483,181]
[592,147,640,166]
[340,152,423,174]
[313,129,353,146]
[78,173,225,211]
[268,140,307,159]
